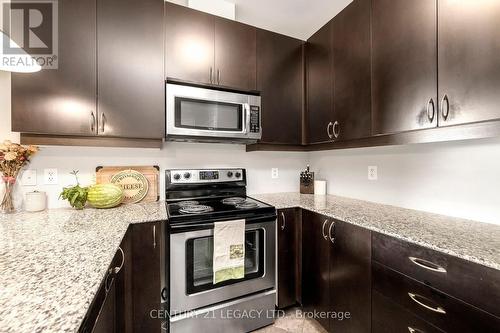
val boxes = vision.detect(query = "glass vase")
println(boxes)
[1,177,17,214]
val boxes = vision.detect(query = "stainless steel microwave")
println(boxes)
[166,83,262,143]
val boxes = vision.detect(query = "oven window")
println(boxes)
[186,229,264,294]
[175,97,243,132]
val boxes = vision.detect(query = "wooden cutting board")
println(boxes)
[96,166,159,203]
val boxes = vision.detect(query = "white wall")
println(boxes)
[310,139,500,225]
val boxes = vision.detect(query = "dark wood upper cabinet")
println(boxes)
[332,0,371,141]
[97,0,164,139]
[257,29,304,145]
[302,210,332,331]
[165,2,215,85]
[215,18,257,91]
[11,0,97,136]
[371,0,438,135]
[329,220,371,333]
[165,2,256,92]
[277,208,301,308]
[438,0,500,127]
[306,20,334,144]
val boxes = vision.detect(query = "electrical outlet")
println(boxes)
[368,166,378,181]
[21,169,37,186]
[44,168,58,185]
[271,168,279,179]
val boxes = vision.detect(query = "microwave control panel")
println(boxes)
[250,106,260,133]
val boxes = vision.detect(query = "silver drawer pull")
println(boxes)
[408,292,446,314]
[280,212,286,231]
[408,327,425,333]
[322,219,328,240]
[409,256,447,273]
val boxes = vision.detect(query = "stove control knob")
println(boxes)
[227,171,233,178]
[173,173,181,181]
[183,172,191,179]
[235,171,242,178]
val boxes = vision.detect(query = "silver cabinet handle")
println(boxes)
[280,212,286,231]
[408,292,446,314]
[209,67,213,84]
[328,221,335,244]
[332,121,340,139]
[321,219,328,240]
[440,94,450,120]
[217,69,221,85]
[100,113,106,134]
[110,247,125,274]
[408,256,447,273]
[90,111,96,133]
[408,327,425,333]
[153,225,157,249]
[426,98,435,123]
[327,122,333,139]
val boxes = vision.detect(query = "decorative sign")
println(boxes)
[110,170,149,204]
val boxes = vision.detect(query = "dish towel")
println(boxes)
[213,219,245,284]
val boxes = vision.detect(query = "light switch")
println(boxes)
[21,169,37,186]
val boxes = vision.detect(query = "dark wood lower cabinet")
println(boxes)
[302,210,332,330]
[131,221,162,332]
[372,290,445,333]
[302,212,372,333]
[79,221,163,333]
[277,208,301,308]
[329,221,371,333]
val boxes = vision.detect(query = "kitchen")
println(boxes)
[1,0,500,332]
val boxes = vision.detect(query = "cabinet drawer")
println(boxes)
[373,290,444,333]
[372,232,500,317]
[373,261,500,333]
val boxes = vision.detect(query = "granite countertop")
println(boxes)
[253,193,500,271]
[2,193,500,332]
[0,202,167,333]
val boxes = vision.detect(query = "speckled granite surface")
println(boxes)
[253,193,500,271]
[0,202,167,333]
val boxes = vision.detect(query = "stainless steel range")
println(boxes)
[164,168,277,333]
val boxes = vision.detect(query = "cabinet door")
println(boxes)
[302,210,332,331]
[214,18,256,91]
[438,1,500,126]
[307,21,333,144]
[97,0,164,139]
[372,0,437,134]
[257,30,303,145]
[332,0,371,141]
[329,221,371,333]
[165,2,215,85]
[132,221,162,332]
[92,278,116,333]
[277,208,299,308]
[11,0,96,136]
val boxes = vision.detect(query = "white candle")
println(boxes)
[25,191,47,212]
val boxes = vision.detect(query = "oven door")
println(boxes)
[169,218,275,314]
[166,83,261,141]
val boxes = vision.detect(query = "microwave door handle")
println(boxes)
[243,103,250,134]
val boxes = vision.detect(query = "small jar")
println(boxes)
[25,191,47,212]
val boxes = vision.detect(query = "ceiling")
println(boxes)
[166,0,353,40]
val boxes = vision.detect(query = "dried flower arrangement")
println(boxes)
[0,140,39,213]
